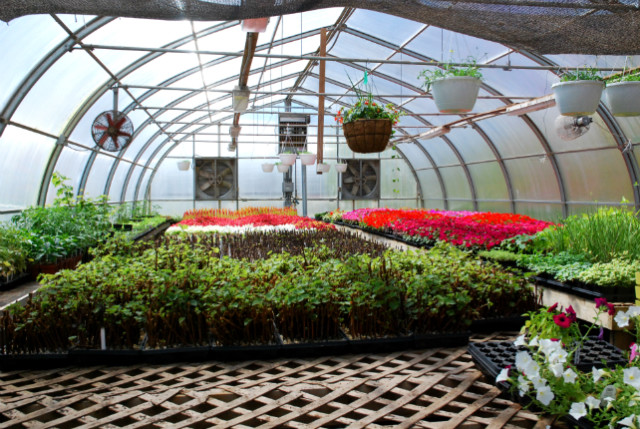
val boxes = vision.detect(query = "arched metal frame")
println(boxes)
[1,9,638,216]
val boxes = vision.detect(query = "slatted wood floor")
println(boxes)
[0,333,544,428]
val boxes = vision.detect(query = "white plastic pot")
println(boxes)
[277,164,290,173]
[604,81,640,117]
[431,76,481,113]
[279,153,296,166]
[335,163,348,173]
[261,163,275,173]
[177,160,191,171]
[552,80,604,116]
[299,153,316,165]
[316,163,331,173]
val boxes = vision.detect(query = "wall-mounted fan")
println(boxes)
[195,158,237,200]
[341,160,380,200]
[91,111,134,152]
[555,115,592,141]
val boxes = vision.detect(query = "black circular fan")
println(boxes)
[196,159,236,199]
[91,111,134,152]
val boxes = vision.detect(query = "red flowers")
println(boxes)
[343,208,553,250]
[553,313,572,329]
[595,297,615,315]
[177,208,334,230]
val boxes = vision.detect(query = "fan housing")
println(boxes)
[341,160,380,200]
[194,158,237,200]
[91,111,134,152]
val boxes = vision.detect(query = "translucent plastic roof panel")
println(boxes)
[468,162,509,200]
[479,54,554,100]
[405,26,507,64]
[347,10,423,47]
[124,166,144,201]
[150,160,194,200]
[418,138,460,166]
[0,126,55,209]
[556,150,633,203]
[49,146,93,200]
[329,32,394,66]
[446,127,496,163]
[0,15,68,110]
[121,52,200,87]
[376,53,430,91]
[480,116,544,159]
[505,158,560,201]
[439,166,472,199]
[12,50,111,135]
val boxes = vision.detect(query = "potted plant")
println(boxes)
[299,151,316,166]
[316,162,331,173]
[418,60,483,114]
[604,72,640,117]
[261,162,275,173]
[552,68,604,116]
[335,162,348,173]
[336,79,402,154]
[278,151,296,166]
[275,162,289,173]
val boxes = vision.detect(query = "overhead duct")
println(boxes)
[230,31,259,150]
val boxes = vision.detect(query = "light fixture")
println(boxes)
[418,126,450,140]
[241,18,269,33]
[229,125,241,138]
[505,94,556,116]
[232,85,250,112]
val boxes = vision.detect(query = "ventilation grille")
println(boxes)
[341,159,380,200]
[194,158,237,200]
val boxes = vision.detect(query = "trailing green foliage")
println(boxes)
[0,237,536,353]
[0,226,30,281]
[418,59,483,91]
[559,67,603,82]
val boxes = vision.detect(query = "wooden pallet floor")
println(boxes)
[0,333,545,428]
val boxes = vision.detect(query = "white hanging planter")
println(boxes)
[299,153,316,165]
[316,163,331,173]
[261,162,275,173]
[431,76,482,113]
[279,153,296,166]
[177,160,191,171]
[604,81,640,117]
[551,80,604,116]
[276,164,290,173]
[335,163,348,173]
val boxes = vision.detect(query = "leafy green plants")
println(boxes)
[559,68,603,82]
[418,60,483,91]
[0,225,30,282]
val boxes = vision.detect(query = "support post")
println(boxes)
[317,27,326,174]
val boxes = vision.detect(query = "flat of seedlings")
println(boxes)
[0,333,546,428]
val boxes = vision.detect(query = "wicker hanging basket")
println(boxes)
[342,119,392,154]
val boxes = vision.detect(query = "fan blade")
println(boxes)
[115,116,127,128]
[98,132,109,147]
[105,113,114,127]
[117,130,132,137]
[351,184,360,195]
[364,175,377,181]
[112,136,120,150]
[94,124,108,131]
[219,181,232,188]
[348,164,359,176]
[343,177,355,184]
[199,180,214,191]
[218,167,232,177]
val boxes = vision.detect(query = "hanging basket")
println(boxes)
[342,119,392,154]
[300,153,316,165]
[276,164,290,173]
[552,80,604,116]
[316,163,331,173]
[603,81,640,117]
[177,160,191,171]
[335,163,348,173]
[261,163,275,173]
[431,76,481,113]
[279,153,296,166]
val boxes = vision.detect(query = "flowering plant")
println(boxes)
[334,77,402,126]
[497,299,640,428]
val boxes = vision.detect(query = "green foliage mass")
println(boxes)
[0,237,536,353]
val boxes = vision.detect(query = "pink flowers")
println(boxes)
[553,313,572,329]
[339,208,553,250]
[175,209,334,231]
[595,297,615,315]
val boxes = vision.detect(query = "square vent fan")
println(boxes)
[341,159,380,200]
[195,158,237,200]
[278,113,310,149]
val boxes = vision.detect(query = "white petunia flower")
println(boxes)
[569,402,587,420]
[628,307,640,318]
[616,310,631,328]
[529,336,539,347]
[619,415,637,427]
[625,367,640,390]
[518,375,529,397]
[550,362,564,378]
[593,367,607,383]
[585,395,600,410]
[529,374,546,391]
[548,349,568,365]
[514,335,526,347]
[515,351,534,372]
[496,367,510,383]
[536,384,554,406]
[563,368,578,384]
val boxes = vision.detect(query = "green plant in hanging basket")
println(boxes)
[559,67,603,82]
[418,59,483,91]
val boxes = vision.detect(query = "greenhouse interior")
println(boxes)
[2,1,640,427]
